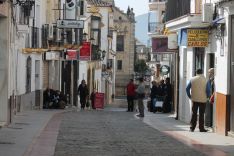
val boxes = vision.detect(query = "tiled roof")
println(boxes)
[86,0,112,7]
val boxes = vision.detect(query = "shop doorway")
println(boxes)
[194,47,205,75]
[61,61,78,106]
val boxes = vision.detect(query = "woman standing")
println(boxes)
[78,80,89,109]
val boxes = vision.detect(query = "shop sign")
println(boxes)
[80,42,91,61]
[57,20,84,29]
[45,51,60,60]
[187,29,209,47]
[152,37,168,53]
[94,93,104,109]
[66,49,77,60]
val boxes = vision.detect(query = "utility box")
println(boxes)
[202,3,213,23]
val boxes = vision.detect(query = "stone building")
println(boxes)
[113,6,135,96]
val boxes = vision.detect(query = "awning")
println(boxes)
[212,17,225,25]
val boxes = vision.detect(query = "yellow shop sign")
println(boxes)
[187,29,209,47]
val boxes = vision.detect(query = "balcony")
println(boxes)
[165,0,202,22]
[148,22,164,35]
[165,0,206,31]
[149,0,166,11]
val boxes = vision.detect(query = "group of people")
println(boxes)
[43,88,66,109]
[126,77,172,118]
[150,78,172,113]
[127,67,214,134]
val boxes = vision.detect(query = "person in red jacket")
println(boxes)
[126,79,136,112]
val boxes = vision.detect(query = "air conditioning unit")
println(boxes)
[202,3,213,23]
[48,24,54,40]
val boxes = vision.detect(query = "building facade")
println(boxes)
[165,0,234,136]
[113,6,135,96]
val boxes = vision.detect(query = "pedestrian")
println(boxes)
[186,69,211,132]
[136,77,145,117]
[205,68,215,127]
[126,79,136,112]
[150,81,158,112]
[163,78,172,113]
[78,80,89,110]
[90,88,97,110]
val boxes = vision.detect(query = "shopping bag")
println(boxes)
[155,101,163,107]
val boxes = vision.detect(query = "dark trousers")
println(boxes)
[80,97,87,109]
[127,96,134,112]
[190,102,206,130]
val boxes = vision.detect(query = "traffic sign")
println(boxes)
[57,20,84,29]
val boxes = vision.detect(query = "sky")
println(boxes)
[114,0,148,16]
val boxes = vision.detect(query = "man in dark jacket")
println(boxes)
[78,80,89,109]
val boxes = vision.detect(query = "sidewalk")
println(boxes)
[113,98,234,156]
[0,109,66,156]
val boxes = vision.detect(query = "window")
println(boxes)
[117,60,122,70]
[26,56,32,93]
[91,16,101,46]
[80,0,84,15]
[117,35,124,51]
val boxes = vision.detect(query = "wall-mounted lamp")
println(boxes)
[99,49,106,61]
[83,32,88,41]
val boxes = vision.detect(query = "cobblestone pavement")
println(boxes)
[54,109,206,156]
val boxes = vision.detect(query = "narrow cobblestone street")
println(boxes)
[54,108,206,156]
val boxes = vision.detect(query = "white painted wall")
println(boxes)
[79,61,88,85]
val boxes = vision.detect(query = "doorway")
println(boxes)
[230,15,234,133]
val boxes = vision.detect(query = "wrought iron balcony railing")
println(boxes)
[165,0,191,22]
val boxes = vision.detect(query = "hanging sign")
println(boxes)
[187,29,209,47]
[94,93,105,109]
[80,42,91,61]
[66,49,77,60]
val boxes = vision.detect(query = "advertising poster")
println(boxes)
[94,93,105,109]
[66,49,77,60]
[80,42,91,61]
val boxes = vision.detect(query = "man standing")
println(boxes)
[136,77,145,117]
[78,80,89,110]
[186,69,211,132]
[126,79,136,112]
